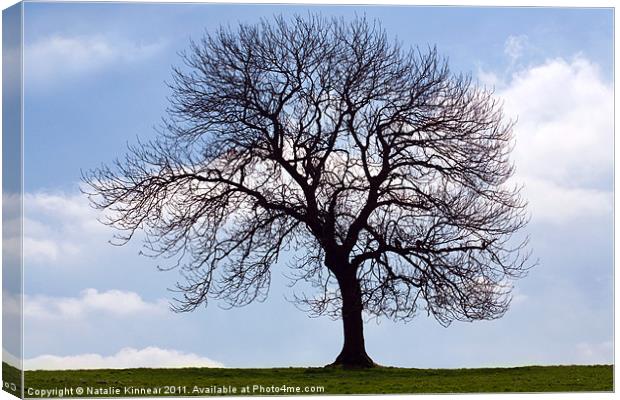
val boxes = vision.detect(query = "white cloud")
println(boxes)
[23,347,223,370]
[494,56,613,223]
[21,191,111,266]
[23,237,79,264]
[25,191,105,235]
[3,44,21,95]
[477,68,501,88]
[502,57,613,186]
[24,35,164,88]
[3,193,102,265]
[3,193,22,263]
[3,348,22,369]
[504,35,528,62]
[21,289,167,320]
[519,177,612,224]
[3,291,21,316]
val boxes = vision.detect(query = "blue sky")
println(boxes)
[6,3,614,369]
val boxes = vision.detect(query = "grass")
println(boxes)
[2,362,612,397]
[2,363,22,397]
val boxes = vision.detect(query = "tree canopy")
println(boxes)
[84,15,532,367]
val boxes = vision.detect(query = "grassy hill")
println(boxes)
[3,362,613,396]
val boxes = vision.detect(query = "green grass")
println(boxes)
[3,363,22,397]
[4,363,612,397]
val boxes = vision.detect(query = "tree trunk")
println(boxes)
[328,269,375,368]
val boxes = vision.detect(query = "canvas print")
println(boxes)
[2,1,614,397]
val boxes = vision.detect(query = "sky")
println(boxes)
[3,2,614,370]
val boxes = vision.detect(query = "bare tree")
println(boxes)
[83,15,532,368]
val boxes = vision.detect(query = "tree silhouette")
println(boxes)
[83,15,531,368]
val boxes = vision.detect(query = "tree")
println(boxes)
[83,15,532,368]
